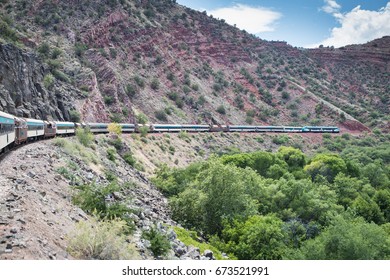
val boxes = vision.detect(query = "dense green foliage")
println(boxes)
[152,135,390,260]
[142,226,171,258]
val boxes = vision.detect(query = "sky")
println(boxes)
[176,0,390,48]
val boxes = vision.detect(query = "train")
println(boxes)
[0,110,339,154]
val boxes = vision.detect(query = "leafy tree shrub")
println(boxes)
[150,78,160,90]
[104,95,114,105]
[37,42,50,56]
[277,147,306,171]
[216,105,226,115]
[43,74,55,89]
[136,113,148,124]
[76,127,94,147]
[107,123,122,135]
[219,215,287,260]
[351,195,384,224]
[123,152,136,167]
[134,75,145,88]
[138,125,149,137]
[0,17,18,42]
[72,181,133,227]
[272,135,290,145]
[75,43,88,57]
[304,154,347,183]
[142,226,171,257]
[110,113,122,123]
[170,187,207,230]
[125,83,137,97]
[282,91,290,100]
[289,214,390,260]
[52,69,71,83]
[107,148,116,162]
[155,110,167,121]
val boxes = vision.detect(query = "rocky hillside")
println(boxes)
[0,0,388,132]
[0,135,225,260]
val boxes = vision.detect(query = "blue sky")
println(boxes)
[176,0,390,48]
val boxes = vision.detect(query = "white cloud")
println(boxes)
[321,0,342,19]
[208,4,282,34]
[309,2,390,48]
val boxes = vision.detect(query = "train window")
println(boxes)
[58,125,73,130]
[0,123,14,135]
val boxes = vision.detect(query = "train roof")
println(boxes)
[86,123,108,126]
[119,123,135,126]
[303,126,339,128]
[152,124,182,127]
[54,121,75,125]
[24,118,44,124]
[0,111,15,124]
[181,124,209,127]
[0,111,15,119]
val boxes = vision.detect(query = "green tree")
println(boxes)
[170,188,206,230]
[304,154,347,183]
[136,113,148,124]
[142,226,171,257]
[290,214,390,259]
[351,195,384,224]
[277,147,306,171]
[220,215,287,260]
[374,189,390,222]
[197,160,258,234]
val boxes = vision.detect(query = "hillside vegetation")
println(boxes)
[152,134,390,259]
[0,0,388,133]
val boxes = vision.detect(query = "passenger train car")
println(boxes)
[25,118,45,140]
[55,122,75,135]
[0,111,15,153]
[0,109,340,155]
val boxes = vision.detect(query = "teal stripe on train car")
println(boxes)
[57,123,75,127]
[27,121,44,126]
[0,116,15,124]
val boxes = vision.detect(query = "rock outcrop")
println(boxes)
[0,43,76,120]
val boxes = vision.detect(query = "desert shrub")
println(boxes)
[69,110,81,122]
[43,74,55,89]
[67,216,138,260]
[142,226,171,257]
[150,78,160,90]
[104,95,114,105]
[272,135,290,145]
[107,148,116,162]
[125,83,137,97]
[76,127,94,147]
[136,113,148,124]
[108,123,122,135]
[134,75,145,88]
[52,69,71,83]
[53,137,66,147]
[0,18,18,42]
[123,152,136,167]
[37,42,50,56]
[155,110,167,121]
[110,137,123,151]
[216,105,226,115]
[138,125,149,137]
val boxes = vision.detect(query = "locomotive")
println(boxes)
[0,110,339,154]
